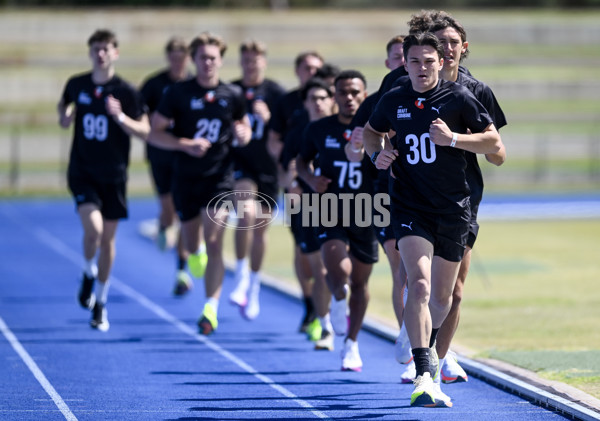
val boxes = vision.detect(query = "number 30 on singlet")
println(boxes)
[405,133,436,164]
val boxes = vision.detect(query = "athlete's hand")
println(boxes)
[374,149,399,170]
[429,118,453,146]
[182,137,211,157]
[233,120,252,146]
[252,99,271,123]
[309,174,331,194]
[105,95,123,121]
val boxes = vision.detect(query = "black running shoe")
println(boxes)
[90,302,109,332]
[78,273,96,310]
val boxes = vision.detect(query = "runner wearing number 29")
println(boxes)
[57,29,150,332]
[148,32,252,335]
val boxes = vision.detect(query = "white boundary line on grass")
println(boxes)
[30,226,331,420]
[0,316,78,421]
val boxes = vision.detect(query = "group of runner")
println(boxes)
[57,9,506,408]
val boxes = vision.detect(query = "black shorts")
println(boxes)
[374,202,395,247]
[289,211,320,254]
[68,174,128,220]
[391,204,470,262]
[317,224,379,265]
[233,168,279,206]
[467,201,480,249]
[147,145,176,196]
[172,172,234,222]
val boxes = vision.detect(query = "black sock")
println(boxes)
[303,296,315,321]
[412,347,431,377]
[177,257,186,271]
[429,328,439,348]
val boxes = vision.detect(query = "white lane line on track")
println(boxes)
[0,316,78,421]
[29,223,330,420]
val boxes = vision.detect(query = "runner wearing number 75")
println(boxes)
[363,32,501,407]
[148,32,252,335]
[297,70,379,372]
[57,29,150,333]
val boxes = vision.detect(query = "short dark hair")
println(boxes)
[87,29,117,48]
[315,62,341,81]
[429,15,470,60]
[189,32,227,58]
[240,39,268,55]
[334,69,367,90]
[402,32,444,62]
[300,77,333,101]
[165,36,188,54]
[294,51,324,70]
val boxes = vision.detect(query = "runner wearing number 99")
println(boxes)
[297,70,378,372]
[57,29,150,333]
[148,32,252,335]
[363,32,501,407]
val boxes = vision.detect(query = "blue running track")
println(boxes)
[0,198,585,420]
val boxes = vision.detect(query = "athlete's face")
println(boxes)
[304,87,334,121]
[296,55,323,86]
[241,51,266,80]
[404,45,443,93]
[193,44,223,80]
[89,41,118,71]
[334,77,367,121]
[434,27,467,72]
[385,42,405,70]
[167,49,189,76]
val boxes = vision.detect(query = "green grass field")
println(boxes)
[223,218,600,399]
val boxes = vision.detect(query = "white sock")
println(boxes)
[403,285,408,307]
[96,281,110,305]
[319,314,333,332]
[84,259,97,278]
[236,258,248,274]
[206,297,219,313]
[250,271,261,287]
[198,242,206,254]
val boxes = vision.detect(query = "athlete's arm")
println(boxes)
[485,136,506,166]
[296,155,331,194]
[105,95,150,140]
[429,118,502,155]
[57,99,74,129]
[363,122,398,170]
[148,112,211,157]
[232,114,252,147]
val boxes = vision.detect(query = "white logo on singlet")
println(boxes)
[401,222,413,230]
[431,106,441,114]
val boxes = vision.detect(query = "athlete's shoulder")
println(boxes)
[66,71,93,86]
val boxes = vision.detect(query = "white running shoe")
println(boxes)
[432,363,453,407]
[242,278,260,320]
[442,350,469,383]
[410,372,435,407]
[395,323,413,364]
[314,329,334,351]
[400,359,416,383]
[330,289,348,336]
[229,270,250,308]
[341,338,362,372]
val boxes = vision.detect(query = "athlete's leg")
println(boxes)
[436,246,471,359]
[346,255,372,342]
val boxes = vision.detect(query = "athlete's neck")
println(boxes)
[169,67,188,82]
[440,66,459,83]
[242,74,264,88]
[197,74,220,89]
[92,67,115,85]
